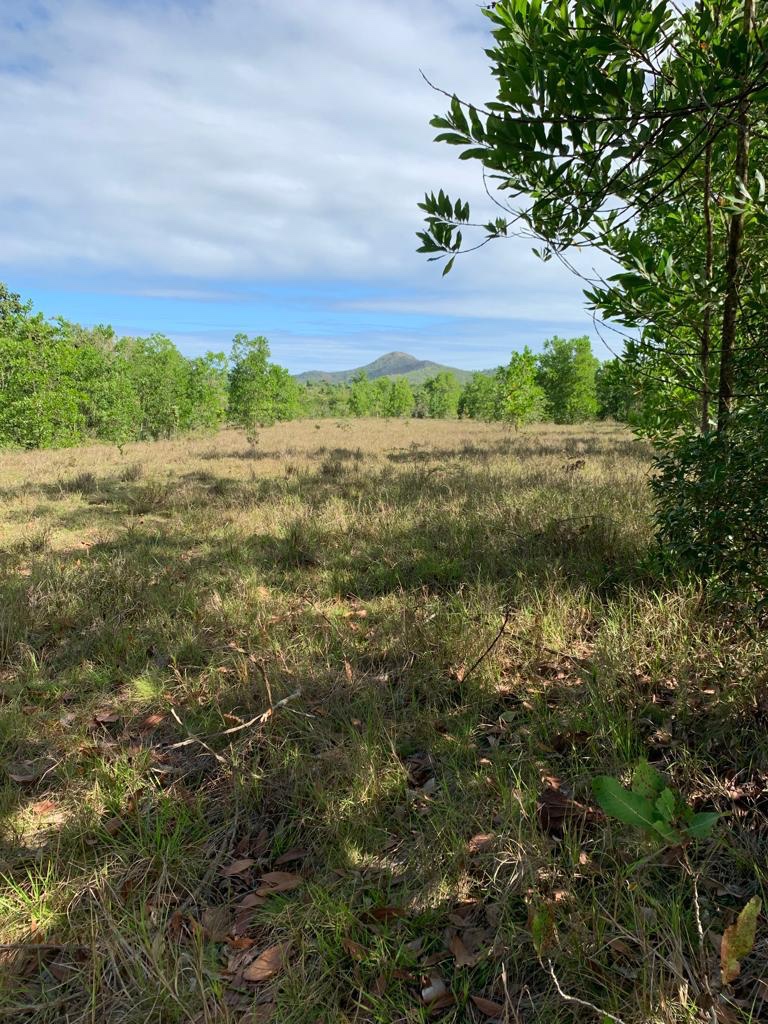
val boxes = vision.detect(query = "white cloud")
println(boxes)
[0,0,609,347]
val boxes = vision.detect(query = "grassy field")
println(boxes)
[1,419,766,1024]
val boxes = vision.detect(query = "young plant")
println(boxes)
[592,760,718,846]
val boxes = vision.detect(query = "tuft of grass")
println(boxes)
[0,419,765,1023]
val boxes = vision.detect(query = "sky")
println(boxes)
[0,0,611,374]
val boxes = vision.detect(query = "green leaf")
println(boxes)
[684,811,719,839]
[721,896,762,984]
[591,776,657,830]
[654,788,677,823]
[631,759,666,800]
[530,904,556,956]
[442,256,456,276]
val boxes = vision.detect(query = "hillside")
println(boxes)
[294,350,481,385]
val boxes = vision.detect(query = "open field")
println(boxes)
[1,419,766,1023]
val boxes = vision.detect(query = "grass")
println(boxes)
[0,418,766,1023]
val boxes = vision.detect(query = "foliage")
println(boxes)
[536,336,599,424]
[416,0,768,601]
[653,403,768,605]
[497,347,546,428]
[420,371,462,419]
[721,896,762,984]
[228,334,301,438]
[592,760,718,846]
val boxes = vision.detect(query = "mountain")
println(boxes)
[294,351,481,386]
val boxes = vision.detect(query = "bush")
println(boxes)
[653,402,768,606]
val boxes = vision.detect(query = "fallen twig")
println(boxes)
[546,959,628,1024]
[461,606,513,684]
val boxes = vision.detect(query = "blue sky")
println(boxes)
[1,0,608,374]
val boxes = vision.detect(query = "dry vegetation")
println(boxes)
[0,419,766,1023]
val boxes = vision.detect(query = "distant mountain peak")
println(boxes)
[294,351,481,386]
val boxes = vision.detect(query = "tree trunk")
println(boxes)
[701,139,713,434]
[717,0,753,433]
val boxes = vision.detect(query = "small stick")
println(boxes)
[168,707,228,764]
[546,960,628,1024]
[461,606,513,684]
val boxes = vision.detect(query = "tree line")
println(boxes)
[0,284,634,447]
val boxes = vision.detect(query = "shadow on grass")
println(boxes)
[1,453,765,1022]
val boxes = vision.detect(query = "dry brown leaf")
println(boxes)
[273,848,308,866]
[421,974,447,1005]
[467,833,494,855]
[30,799,57,815]
[93,709,120,724]
[201,906,232,942]
[344,660,353,682]
[254,871,302,895]
[370,973,387,997]
[448,933,478,968]
[141,713,165,729]
[471,994,506,1017]
[536,781,597,834]
[8,761,49,784]
[228,936,256,950]
[242,942,290,982]
[365,905,406,923]
[103,815,124,836]
[221,858,256,877]
[238,893,267,910]
[342,938,367,960]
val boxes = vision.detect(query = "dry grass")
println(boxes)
[0,419,766,1023]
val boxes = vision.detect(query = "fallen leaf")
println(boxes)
[471,994,506,1017]
[166,910,185,940]
[238,893,267,910]
[8,761,50,784]
[344,660,353,682]
[370,973,387,997]
[365,905,406,923]
[93,709,120,724]
[421,974,447,1005]
[30,799,57,815]
[254,871,302,895]
[273,848,308,866]
[342,937,367,960]
[221,858,256,877]
[141,713,165,729]
[228,936,256,950]
[242,942,290,982]
[721,896,762,984]
[467,833,494,855]
[608,937,634,959]
[448,933,477,968]
[103,815,124,836]
[536,781,597,834]
[201,906,232,942]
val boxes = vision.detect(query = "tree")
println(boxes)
[348,372,376,417]
[498,347,545,428]
[422,371,461,418]
[228,334,300,438]
[117,334,192,439]
[186,352,229,432]
[383,377,415,417]
[459,371,498,421]
[536,337,599,424]
[417,0,768,597]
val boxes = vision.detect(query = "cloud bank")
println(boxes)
[0,0,606,364]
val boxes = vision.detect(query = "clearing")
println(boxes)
[0,419,765,1023]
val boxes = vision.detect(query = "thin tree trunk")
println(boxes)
[717,0,753,433]
[701,139,713,434]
